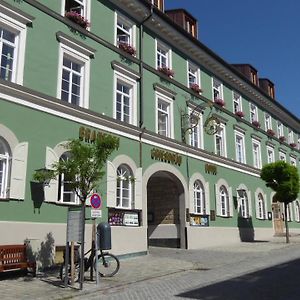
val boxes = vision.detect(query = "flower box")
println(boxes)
[65,11,90,29]
[235,111,245,118]
[279,136,286,143]
[214,98,225,107]
[158,67,174,78]
[190,83,202,94]
[252,120,260,128]
[290,143,297,148]
[267,129,275,136]
[118,43,136,56]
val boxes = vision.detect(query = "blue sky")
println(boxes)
[165,0,300,118]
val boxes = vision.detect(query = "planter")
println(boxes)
[279,136,286,143]
[290,143,297,148]
[252,120,260,128]
[214,98,225,107]
[190,83,202,94]
[118,43,136,56]
[267,129,275,136]
[158,67,174,78]
[235,111,245,118]
[65,12,90,29]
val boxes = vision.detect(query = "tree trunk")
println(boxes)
[284,202,290,243]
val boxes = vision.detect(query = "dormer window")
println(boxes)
[150,0,164,11]
[250,69,258,85]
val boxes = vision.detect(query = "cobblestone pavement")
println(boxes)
[1,234,300,300]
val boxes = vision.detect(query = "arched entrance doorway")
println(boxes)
[147,171,185,248]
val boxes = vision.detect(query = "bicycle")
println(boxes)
[60,245,120,282]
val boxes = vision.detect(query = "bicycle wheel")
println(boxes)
[60,263,80,284]
[94,253,120,277]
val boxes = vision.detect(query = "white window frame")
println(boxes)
[238,192,250,219]
[116,164,133,209]
[57,42,90,109]
[297,135,300,150]
[214,123,227,157]
[233,92,242,114]
[115,12,136,48]
[279,151,286,162]
[187,61,201,88]
[249,103,258,123]
[0,138,11,199]
[257,193,266,220]
[189,107,203,149]
[252,139,262,169]
[61,0,90,21]
[234,131,246,164]
[193,180,206,215]
[155,92,174,138]
[0,8,28,85]
[155,39,172,69]
[212,77,223,101]
[219,185,230,217]
[290,156,297,166]
[294,200,300,222]
[113,71,137,126]
[267,146,275,163]
[277,121,284,138]
[288,128,294,144]
[264,113,272,130]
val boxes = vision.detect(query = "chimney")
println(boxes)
[165,9,198,38]
[259,78,275,99]
[232,64,259,86]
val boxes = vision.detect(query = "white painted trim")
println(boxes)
[234,130,246,164]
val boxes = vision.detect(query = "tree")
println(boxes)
[34,136,119,288]
[260,161,299,243]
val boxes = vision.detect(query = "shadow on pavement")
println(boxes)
[177,258,300,300]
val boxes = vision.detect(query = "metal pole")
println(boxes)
[64,241,69,287]
[79,201,86,290]
[96,232,99,285]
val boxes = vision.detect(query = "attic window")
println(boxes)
[151,0,163,10]
[268,85,275,98]
[250,70,258,85]
[185,17,196,37]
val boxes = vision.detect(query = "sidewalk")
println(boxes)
[1,234,300,300]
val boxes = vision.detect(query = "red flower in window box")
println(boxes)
[290,143,297,148]
[279,136,286,143]
[267,129,275,136]
[235,111,245,118]
[65,11,90,29]
[158,67,174,78]
[190,83,202,94]
[214,98,225,107]
[252,120,261,128]
[118,42,136,56]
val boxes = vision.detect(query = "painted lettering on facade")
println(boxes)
[79,126,119,144]
[205,163,217,175]
[151,148,182,166]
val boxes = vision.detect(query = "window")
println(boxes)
[290,157,297,166]
[238,191,250,218]
[156,40,171,69]
[233,92,242,114]
[156,93,173,138]
[0,138,11,199]
[235,132,246,163]
[295,200,300,222]
[187,62,200,88]
[215,124,226,157]
[252,139,262,169]
[277,121,284,138]
[256,193,266,220]
[150,0,164,10]
[193,180,205,214]
[116,164,133,209]
[0,6,29,84]
[279,151,286,162]
[264,113,272,130]
[189,108,203,149]
[63,0,90,19]
[267,146,275,163]
[249,103,258,123]
[288,129,294,144]
[58,152,79,204]
[57,40,91,108]
[114,73,136,125]
[212,78,223,101]
[116,14,135,47]
[219,185,229,217]
[297,135,300,150]
[287,203,293,222]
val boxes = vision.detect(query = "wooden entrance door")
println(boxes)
[272,202,284,236]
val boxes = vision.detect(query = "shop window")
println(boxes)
[116,164,133,209]
[193,180,205,214]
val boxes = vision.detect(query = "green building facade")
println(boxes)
[1,0,300,258]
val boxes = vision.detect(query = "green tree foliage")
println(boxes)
[260,161,300,243]
[33,136,119,203]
